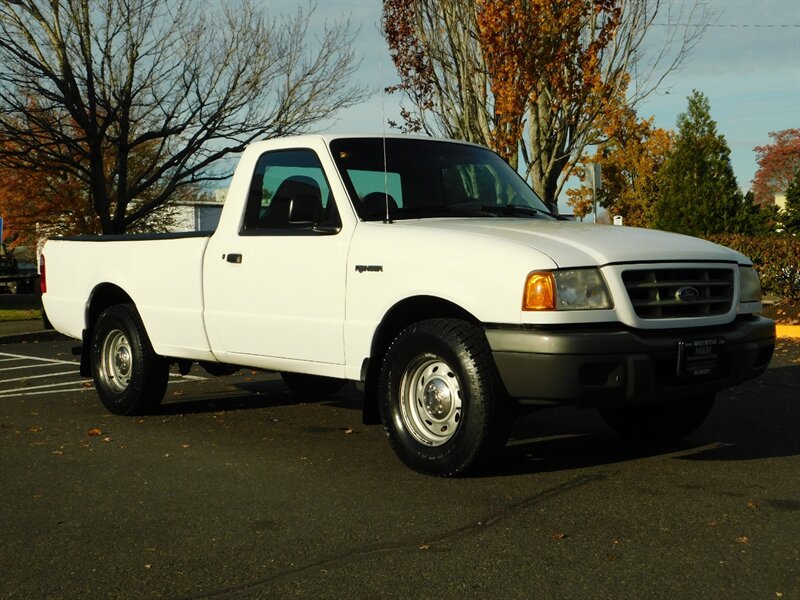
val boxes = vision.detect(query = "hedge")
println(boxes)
[707,234,800,304]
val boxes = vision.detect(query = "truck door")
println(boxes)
[203,148,350,366]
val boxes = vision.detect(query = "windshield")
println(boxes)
[329,138,554,222]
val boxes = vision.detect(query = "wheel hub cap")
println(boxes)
[423,379,452,419]
[115,347,131,374]
[100,328,133,393]
[399,356,463,447]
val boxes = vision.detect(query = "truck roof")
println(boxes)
[245,133,483,152]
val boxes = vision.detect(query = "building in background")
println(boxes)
[168,189,227,232]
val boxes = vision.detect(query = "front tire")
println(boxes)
[598,394,716,442]
[378,319,509,477]
[91,304,169,416]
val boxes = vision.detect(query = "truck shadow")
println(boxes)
[154,364,799,477]
[156,378,363,415]
[497,364,800,477]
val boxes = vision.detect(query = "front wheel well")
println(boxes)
[361,296,482,424]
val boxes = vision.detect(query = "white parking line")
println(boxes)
[0,379,91,396]
[0,388,90,397]
[0,351,207,399]
[0,375,205,399]
[0,351,77,365]
[0,362,79,372]
[1,370,77,384]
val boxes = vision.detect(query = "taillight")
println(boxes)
[39,254,46,294]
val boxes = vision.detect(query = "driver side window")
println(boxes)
[241,149,340,234]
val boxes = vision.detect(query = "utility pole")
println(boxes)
[587,163,602,223]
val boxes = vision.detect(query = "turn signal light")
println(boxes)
[523,272,555,311]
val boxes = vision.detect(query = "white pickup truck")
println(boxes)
[41,134,775,476]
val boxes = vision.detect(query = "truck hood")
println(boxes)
[397,218,747,268]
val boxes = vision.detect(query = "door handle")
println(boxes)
[225,253,243,264]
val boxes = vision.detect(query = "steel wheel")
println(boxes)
[399,355,463,446]
[99,328,133,393]
[378,319,510,476]
[91,304,169,415]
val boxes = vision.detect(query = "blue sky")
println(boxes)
[307,0,800,209]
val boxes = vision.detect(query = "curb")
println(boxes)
[776,325,800,339]
[0,329,68,345]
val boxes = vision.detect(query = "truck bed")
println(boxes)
[42,233,217,361]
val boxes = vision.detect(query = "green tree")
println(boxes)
[784,168,800,233]
[742,191,782,235]
[654,91,751,236]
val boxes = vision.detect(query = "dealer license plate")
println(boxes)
[677,337,725,377]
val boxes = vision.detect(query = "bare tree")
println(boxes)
[0,0,366,234]
[383,0,714,209]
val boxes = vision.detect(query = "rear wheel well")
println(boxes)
[362,296,481,424]
[79,284,135,376]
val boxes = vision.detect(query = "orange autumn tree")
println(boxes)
[383,0,713,209]
[476,0,622,175]
[567,109,673,225]
[0,137,98,251]
[0,109,184,251]
[752,129,800,207]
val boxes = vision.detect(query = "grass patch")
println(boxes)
[0,309,42,322]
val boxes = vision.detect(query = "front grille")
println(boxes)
[622,268,734,319]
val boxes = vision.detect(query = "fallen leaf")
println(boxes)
[746,501,758,510]
[552,532,567,540]
[87,428,102,436]
[181,444,190,449]
[736,536,750,544]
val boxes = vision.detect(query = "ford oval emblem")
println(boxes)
[675,286,700,302]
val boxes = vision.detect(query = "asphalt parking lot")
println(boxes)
[1,330,799,599]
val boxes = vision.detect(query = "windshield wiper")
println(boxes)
[479,204,553,218]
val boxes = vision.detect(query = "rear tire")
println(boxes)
[91,304,169,416]
[598,395,716,442]
[281,372,345,397]
[378,319,509,477]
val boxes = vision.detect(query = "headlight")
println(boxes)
[739,266,762,303]
[523,269,613,311]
